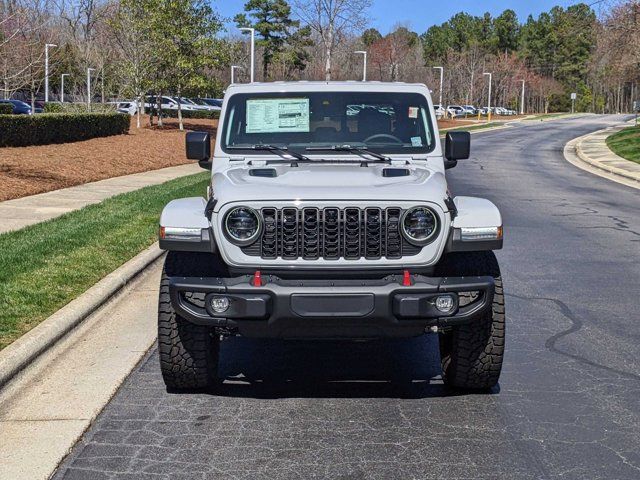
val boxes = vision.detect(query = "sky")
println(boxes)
[212,0,591,35]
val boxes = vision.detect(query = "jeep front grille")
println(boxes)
[241,207,422,260]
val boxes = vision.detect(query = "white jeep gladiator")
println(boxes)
[158,81,505,391]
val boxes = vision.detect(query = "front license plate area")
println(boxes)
[290,294,375,317]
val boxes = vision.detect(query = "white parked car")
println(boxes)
[157,81,505,392]
[433,104,445,118]
[446,105,465,117]
[145,96,199,112]
[113,101,139,116]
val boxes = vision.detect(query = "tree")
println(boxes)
[234,0,309,80]
[294,0,372,81]
[361,27,381,47]
[110,0,156,127]
[150,0,222,130]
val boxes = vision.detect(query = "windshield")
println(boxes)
[221,91,436,155]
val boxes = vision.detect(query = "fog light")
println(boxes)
[210,296,230,313]
[435,295,455,313]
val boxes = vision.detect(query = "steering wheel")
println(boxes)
[363,133,403,144]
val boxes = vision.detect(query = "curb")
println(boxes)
[573,127,640,186]
[0,243,165,389]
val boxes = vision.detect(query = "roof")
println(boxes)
[225,80,430,94]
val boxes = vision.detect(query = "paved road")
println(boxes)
[54,115,640,480]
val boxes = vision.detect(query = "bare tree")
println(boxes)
[293,0,371,81]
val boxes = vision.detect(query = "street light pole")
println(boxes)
[60,74,69,103]
[354,51,367,81]
[239,27,255,83]
[87,68,95,111]
[483,72,492,122]
[231,65,243,84]
[44,43,57,103]
[520,79,525,115]
[432,66,444,107]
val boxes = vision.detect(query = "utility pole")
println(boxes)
[520,79,525,115]
[231,65,243,84]
[44,43,57,103]
[483,72,492,122]
[239,27,255,83]
[87,68,95,111]
[433,66,444,106]
[60,74,69,103]
[354,51,367,81]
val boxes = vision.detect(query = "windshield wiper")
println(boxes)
[227,144,311,162]
[305,144,391,162]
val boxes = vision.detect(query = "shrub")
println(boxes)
[0,113,130,147]
[44,102,117,114]
[150,108,219,120]
[0,103,14,114]
[43,102,64,113]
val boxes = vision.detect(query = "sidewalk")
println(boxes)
[573,124,640,184]
[0,163,201,235]
[563,123,640,190]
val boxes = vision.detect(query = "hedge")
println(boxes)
[44,102,117,114]
[0,104,14,115]
[150,108,219,120]
[0,113,130,147]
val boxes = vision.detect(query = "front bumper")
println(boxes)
[168,274,494,338]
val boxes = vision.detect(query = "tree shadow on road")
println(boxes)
[207,334,493,399]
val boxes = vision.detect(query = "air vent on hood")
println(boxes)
[249,168,277,178]
[382,168,410,177]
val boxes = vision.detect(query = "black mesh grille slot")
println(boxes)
[322,208,340,259]
[302,208,320,259]
[240,206,425,260]
[344,208,361,259]
[365,208,382,259]
[281,208,298,259]
[386,208,402,259]
[261,208,277,259]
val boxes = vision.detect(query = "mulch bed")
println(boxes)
[0,116,217,202]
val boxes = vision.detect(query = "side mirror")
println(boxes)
[186,131,212,170]
[444,131,470,169]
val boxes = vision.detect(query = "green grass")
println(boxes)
[0,172,209,350]
[606,126,640,164]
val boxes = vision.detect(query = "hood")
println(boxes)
[211,161,447,209]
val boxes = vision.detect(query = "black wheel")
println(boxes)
[435,251,505,391]
[158,252,220,391]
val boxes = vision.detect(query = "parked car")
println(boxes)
[463,105,477,115]
[198,98,223,109]
[113,101,139,115]
[446,105,465,117]
[0,99,32,114]
[433,104,445,118]
[157,81,506,392]
[145,96,199,112]
[183,97,219,112]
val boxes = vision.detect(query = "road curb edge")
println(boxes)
[0,243,165,389]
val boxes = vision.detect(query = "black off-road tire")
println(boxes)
[158,253,220,391]
[435,251,505,391]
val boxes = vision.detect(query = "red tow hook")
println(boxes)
[402,270,412,286]
[252,270,263,287]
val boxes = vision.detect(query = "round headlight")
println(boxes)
[401,207,439,245]
[224,207,262,245]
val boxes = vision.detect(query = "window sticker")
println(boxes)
[408,106,419,118]
[411,136,423,147]
[246,98,310,133]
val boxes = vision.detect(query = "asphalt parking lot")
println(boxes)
[54,115,640,480]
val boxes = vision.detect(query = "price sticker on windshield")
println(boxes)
[408,106,419,118]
